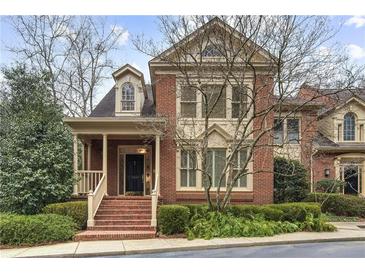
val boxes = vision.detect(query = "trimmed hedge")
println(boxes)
[43,201,87,229]
[0,214,77,245]
[304,193,365,218]
[158,205,190,235]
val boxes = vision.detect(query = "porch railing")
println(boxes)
[150,173,159,227]
[75,170,103,194]
[87,174,106,227]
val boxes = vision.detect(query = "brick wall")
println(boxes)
[300,110,318,171]
[154,74,177,203]
[252,75,275,204]
[312,152,336,184]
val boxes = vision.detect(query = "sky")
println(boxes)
[0,15,364,104]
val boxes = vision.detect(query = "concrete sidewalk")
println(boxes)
[1,222,364,258]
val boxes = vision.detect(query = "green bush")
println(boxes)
[0,213,77,246]
[274,157,309,203]
[304,193,365,217]
[182,204,210,219]
[43,201,87,229]
[226,202,321,222]
[0,66,74,214]
[299,214,336,232]
[315,179,344,193]
[186,212,301,240]
[158,205,190,235]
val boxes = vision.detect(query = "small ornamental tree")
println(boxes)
[274,157,309,203]
[0,65,74,214]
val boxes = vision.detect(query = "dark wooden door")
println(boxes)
[125,154,144,193]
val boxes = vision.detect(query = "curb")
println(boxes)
[49,236,365,258]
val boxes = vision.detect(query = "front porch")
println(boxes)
[64,117,165,234]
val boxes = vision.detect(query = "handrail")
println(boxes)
[75,170,103,194]
[150,173,159,227]
[87,174,106,227]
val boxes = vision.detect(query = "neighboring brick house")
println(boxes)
[64,18,364,240]
[273,85,365,195]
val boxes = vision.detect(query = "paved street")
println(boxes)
[113,241,365,258]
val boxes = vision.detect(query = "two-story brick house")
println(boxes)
[64,18,365,241]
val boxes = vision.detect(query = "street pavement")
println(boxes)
[112,241,365,258]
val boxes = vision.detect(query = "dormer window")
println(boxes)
[202,44,222,57]
[121,82,135,111]
[343,112,356,141]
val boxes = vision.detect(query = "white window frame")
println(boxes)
[343,112,356,142]
[180,86,197,118]
[232,149,248,188]
[180,150,197,187]
[121,82,135,111]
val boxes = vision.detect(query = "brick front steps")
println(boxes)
[74,196,156,241]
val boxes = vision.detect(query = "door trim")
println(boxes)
[117,145,152,196]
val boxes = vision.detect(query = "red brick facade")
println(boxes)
[312,153,336,184]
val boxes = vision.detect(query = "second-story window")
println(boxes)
[232,86,248,118]
[121,82,135,111]
[181,86,197,118]
[287,119,300,144]
[344,112,356,141]
[202,85,226,118]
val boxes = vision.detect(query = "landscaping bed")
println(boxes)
[157,203,336,240]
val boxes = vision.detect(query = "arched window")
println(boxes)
[202,44,222,57]
[343,112,356,141]
[121,82,135,111]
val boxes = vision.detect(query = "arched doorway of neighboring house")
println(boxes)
[343,165,359,195]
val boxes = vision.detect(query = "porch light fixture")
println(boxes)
[137,148,148,154]
[324,169,330,177]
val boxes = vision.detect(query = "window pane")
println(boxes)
[181,87,196,101]
[202,45,221,57]
[240,149,247,165]
[180,170,187,187]
[287,119,299,144]
[189,170,196,187]
[344,113,356,141]
[181,103,196,118]
[122,101,135,111]
[204,150,213,187]
[202,86,226,118]
[181,151,188,168]
[214,149,226,187]
[240,172,248,187]
[274,119,283,144]
[232,87,247,118]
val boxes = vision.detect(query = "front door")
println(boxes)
[125,154,144,194]
[344,165,359,195]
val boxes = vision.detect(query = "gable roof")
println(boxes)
[318,94,365,118]
[197,123,233,140]
[149,17,276,65]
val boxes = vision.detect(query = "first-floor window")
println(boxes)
[180,150,196,187]
[232,149,248,187]
[204,149,226,187]
[274,118,284,145]
[287,118,300,144]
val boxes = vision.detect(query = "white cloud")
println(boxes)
[347,44,365,59]
[345,16,365,28]
[112,25,130,46]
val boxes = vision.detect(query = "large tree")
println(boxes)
[8,16,127,117]
[0,65,74,214]
[134,16,364,210]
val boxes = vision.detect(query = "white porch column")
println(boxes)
[155,135,160,194]
[103,134,108,194]
[72,134,79,195]
[87,142,92,170]
[81,143,85,170]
